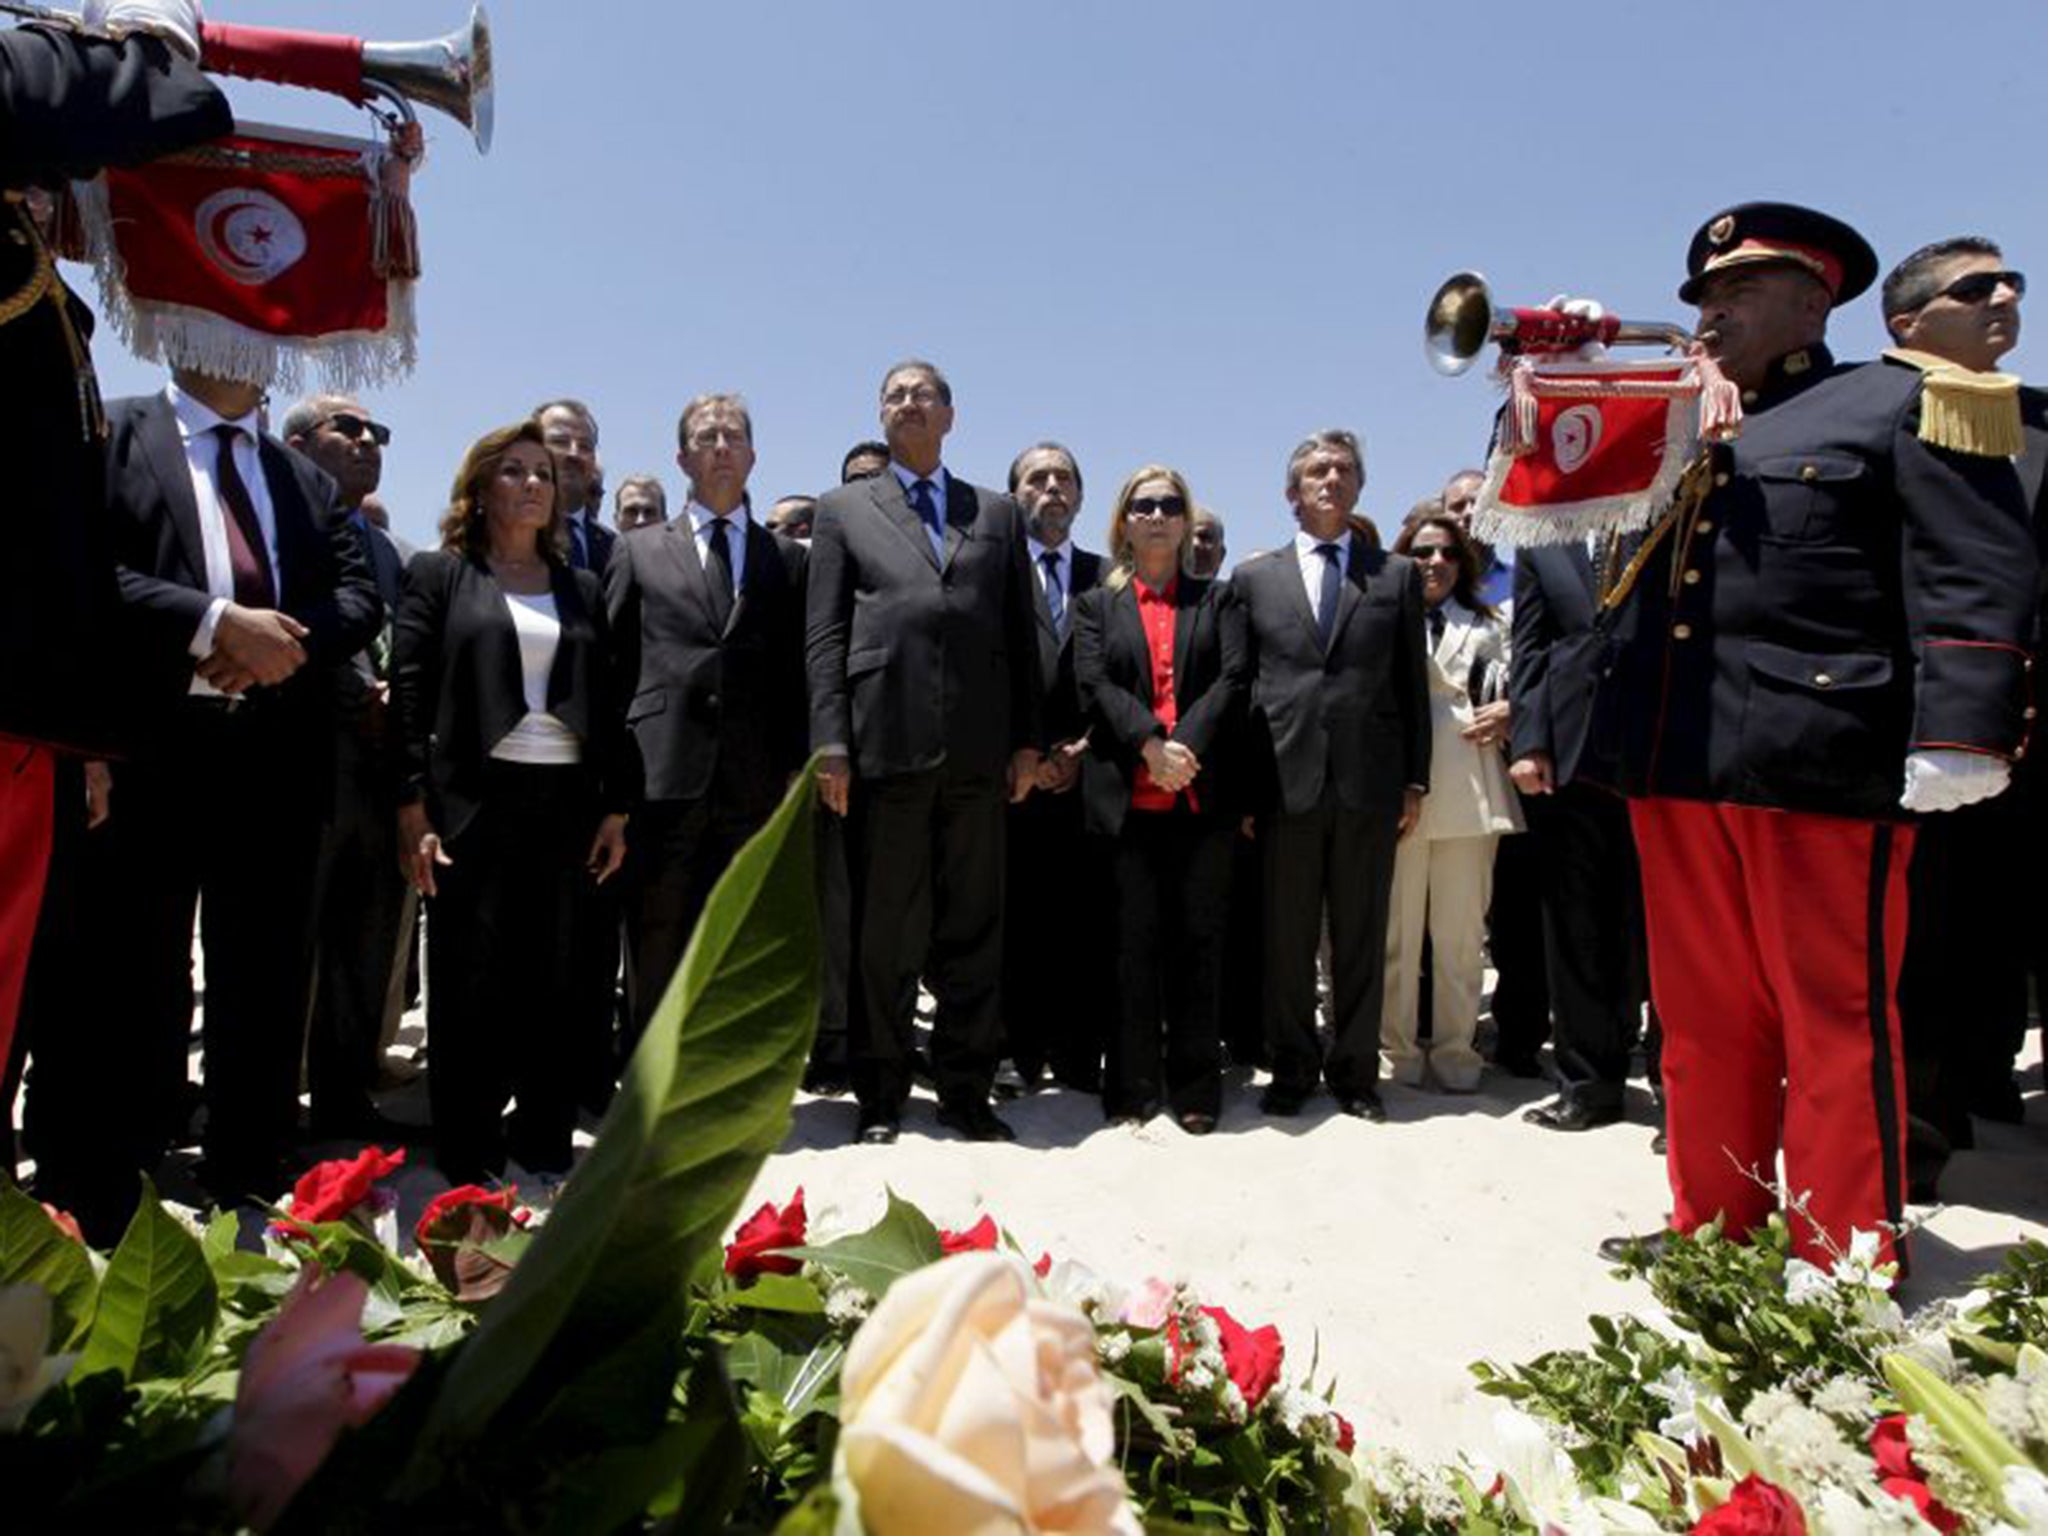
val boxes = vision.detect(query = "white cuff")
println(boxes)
[190,596,228,659]
[1899,749,2011,814]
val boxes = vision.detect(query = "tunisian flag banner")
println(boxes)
[71,124,417,391]
[1469,358,1728,548]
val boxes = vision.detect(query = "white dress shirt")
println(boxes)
[1293,526,1349,613]
[689,500,750,593]
[491,590,581,764]
[891,462,950,562]
[167,382,280,694]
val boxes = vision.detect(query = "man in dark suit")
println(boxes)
[44,367,380,1211]
[807,360,1045,1143]
[998,442,1111,1094]
[537,396,621,1105]
[1230,429,1430,1121]
[281,392,413,1140]
[1506,544,1651,1132]
[607,393,809,1045]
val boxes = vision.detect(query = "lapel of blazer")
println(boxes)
[1272,545,1324,654]
[455,556,525,723]
[1324,533,1371,652]
[729,520,781,637]
[1172,577,1200,706]
[659,517,721,641]
[940,474,973,573]
[544,562,590,712]
[138,395,209,581]
[872,473,940,571]
[1112,582,1154,707]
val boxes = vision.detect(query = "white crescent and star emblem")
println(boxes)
[1552,404,1603,475]
[194,188,307,286]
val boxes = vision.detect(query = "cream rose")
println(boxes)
[838,1251,1140,1535]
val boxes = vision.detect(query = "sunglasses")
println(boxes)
[1127,495,1188,519]
[1928,269,2025,307]
[1412,545,1459,562]
[325,412,392,446]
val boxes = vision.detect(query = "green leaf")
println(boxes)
[0,1180,97,1348]
[405,768,820,1465]
[772,1484,842,1536]
[74,1180,217,1383]
[1883,1352,2029,1513]
[726,1272,827,1315]
[776,1187,945,1300]
[727,1330,845,1423]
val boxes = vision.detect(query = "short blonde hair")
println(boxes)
[1103,462,1197,589]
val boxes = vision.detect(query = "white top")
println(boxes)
[689,501,749,593]
[1413,598,1522,841]
[1293,527,1349,614]
[891,462,950,562]
[491,590,581,764]
[168,383,279,695]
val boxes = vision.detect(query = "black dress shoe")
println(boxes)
[1335,1092,1387,1123]
[1259,1085,1310,1117]
[854,1112,900,1146]
[1522,1099,1622,1133]
[1176,1111,1217,1137]
[1597,1229,1671,1266]
[936,1101,1018,1143]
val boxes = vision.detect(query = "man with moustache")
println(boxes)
[1186,507,1227,578]
[606,394,808,1047]
[1584,204,2035,1269]
[807,360,1044,1143]
[1230,429,1431,1121]
[1877,239,2038,1182]
[282,393,414,1139]
[998,442,1109,1094]
[613,474,668,533]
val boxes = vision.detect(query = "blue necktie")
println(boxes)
[1041,550,1065,633]
[1315,541,1342,648]
[910,478,943,553]
[571,515,590,570]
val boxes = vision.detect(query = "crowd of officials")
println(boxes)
[4,10,2044,1271]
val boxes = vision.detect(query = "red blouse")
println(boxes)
[1130,575,1194,813]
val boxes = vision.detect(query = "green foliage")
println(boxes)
[1472,1310,1686,1483]
[776,1188,944,1300]
[0,1179,98,1348]
[74,1180,217,1384]
[1963,1243,2048,1353]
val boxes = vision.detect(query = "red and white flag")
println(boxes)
[1470,358,1731,548]
[71,124,417,390]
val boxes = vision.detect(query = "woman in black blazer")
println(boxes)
[1072,465,1247,1133]
[392,419,627,1185]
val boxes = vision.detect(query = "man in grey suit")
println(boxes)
[807,360,1045,1144]
[1230,429,1430,1121]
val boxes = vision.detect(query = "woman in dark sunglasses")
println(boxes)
[1071,465,1248,1133]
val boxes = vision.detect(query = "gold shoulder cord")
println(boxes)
[1,193,105,442]
[1595,449,1715,613]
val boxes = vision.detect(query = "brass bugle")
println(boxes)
[1426,270,1692,376]
[0,2,493,153]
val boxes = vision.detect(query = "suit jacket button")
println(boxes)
[706,693,721,710]
[2025,706,2039,720]
[1813,672,1833,688]
[1695,518,1715,534]
[1682,569,1701,586]
[1671,623,1693,640]
[1799,464,1820,482]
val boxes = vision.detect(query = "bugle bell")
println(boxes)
[1425,270,1691,376]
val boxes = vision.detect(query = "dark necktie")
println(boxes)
[1427,604,1447,647]
[705,516,735,631]
[210,424,276,608]
[910,477,943,553]
[570,515,590,570]
[1314,541,1342,648]
[1040,549,1066,634]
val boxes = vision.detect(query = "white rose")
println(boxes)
[0,1286,76,1432]
[838,1252,1141,1535]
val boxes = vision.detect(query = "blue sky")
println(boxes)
[77,1,2048,560]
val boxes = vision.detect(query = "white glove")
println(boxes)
[82,0,203,61]
[1899,749,2011,814]
[1542,294,1609,361]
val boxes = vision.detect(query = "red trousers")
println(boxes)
[1630,797,1913,1267]
[1,744,56,1073]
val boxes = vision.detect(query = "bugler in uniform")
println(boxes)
[1589,203,2037,1268]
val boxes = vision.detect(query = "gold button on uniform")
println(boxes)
[1696,519,1715,534]
[1799,464,1820,482]
[1672,624,1693,640]
[1741,389,1759,406]
[1714,473,1730,487]
[2025,706,2039,721]
[1682,569,1701,586]
[1813,673,1833,688]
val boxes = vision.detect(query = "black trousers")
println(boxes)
[1220,833,1266,1067]
[1486,804,1551,1062]
[426,761,593,1180]
[1001,787,1113,1086]
[306,733,408,1131]
[117,703,325,1188]
[569,854,623,1109]
[1108,811,1232,1118]
[623,793,770,1047]
[809,805,852,1077]
[1527,782,1649,1111]
[847,764,1005,1113]
[1261,787,1399,1099]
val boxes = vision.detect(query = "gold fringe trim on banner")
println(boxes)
[1885,348,2025,458]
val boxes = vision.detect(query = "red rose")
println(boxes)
[1201,1305,1285,1409]
[39,1203,85,1245]
[939,1215,999,1255]
[725,1187,807,1280]
[1032,1252,1053,1278]
[415,1184,525,1302]
[279,1146,406,1231]
[1334,1412,1356,1453]
[1694,1475,1807,1535]
[1870,1416,1960,1532]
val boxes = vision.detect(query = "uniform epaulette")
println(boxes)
[1884,347,2025,458]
